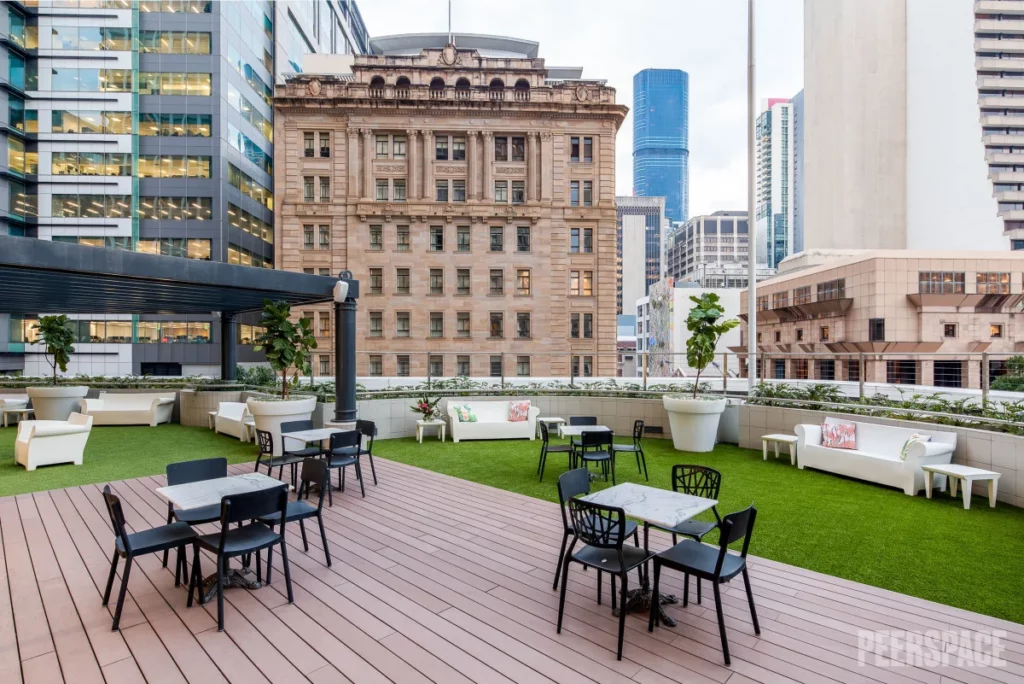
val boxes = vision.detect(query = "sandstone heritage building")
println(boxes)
[273,34,627,378]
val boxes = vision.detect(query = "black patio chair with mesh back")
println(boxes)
[259,458,332,567]
[329,420,379,485]
[102,486,197,631]
[644,465,722,604]
[537,421,573,481]
[161,457,226,570]
[325,430,365,502]
[568,415,598,451]
[612,419,648,481]
[187,484,293,632]
[557,496,655,661]
[649,505,760,666]
[255,428,307,489]
[578,430,616,484]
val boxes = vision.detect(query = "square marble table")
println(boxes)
[281,427,345,449]
[156,472,284,511]
[558,425,611,438]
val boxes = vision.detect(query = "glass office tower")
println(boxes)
[632,68,688,223]
[0,0,368,376]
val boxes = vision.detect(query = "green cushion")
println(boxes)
[451,405,477,423]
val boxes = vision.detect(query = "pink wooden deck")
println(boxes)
[0,458,1021,683]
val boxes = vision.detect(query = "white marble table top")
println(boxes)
[581,483,718,529]
[156,473,285,511]
[762,433,798,443]
[281,427,344,443]
[559,425,611,437]
[921,464,1000,478]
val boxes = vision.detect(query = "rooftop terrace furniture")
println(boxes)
[446,400,539,443]
[213,401,250,441]
[326,430,365,501]
[161,457,227,570]
[15,412,93,471]
[612,419,648,481]
[537,421,572,482]
[79,391,175,426]
[259,458,332,568]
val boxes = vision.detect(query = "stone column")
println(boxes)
[482,131,494,201]
[540,131,553,201]
[407,129,419,201]
[347,129,360,199]
[422,130,434,200]
[361,128,374,200]
[527,132,539,202]
[467,130,478,201]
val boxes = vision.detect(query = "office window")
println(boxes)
[369,355,383,376]
[397,355,410,377]
[944,324,957,338]
[582,356,593,377]
[773,292,789,309]
[319,268,330,277]
[494,180,508,203]
[318,225,330,249]
[139,196,213,221]
[490,226,503,251]
[376,134,389,158]
[457,269,471,295]
[429,355,443,377]
[991,323,1004,338]
[369,311,383,337]
[319,132,330,157]
[793,286,811,305]
[436,179,449,202]
[303,225,314,249]
[452,135,466,161]
[512,181,525,204]
[304,132,314,157]
[583,181,593,206]
[583,136,593,162]
[516,269,531,295]
[396,225,410,251]
[774,331,782,343]
[816,278,846,301]
[796,328,804,342]
[570,313,580,339]
[375,179,389,201]
[977,272,1010,295]
[52,152,130,176]
[820,326,830,342]
[139,30,212,54]
[490,356,503,377]
[457,226,470,251]
[490,312,504,338]
[393,135,406,159]
[516,226,530,252]
[489,269,504,295]
[369,268,383,294]
[517,356,530,377]
[138,72,212,96]
[318,312,331,337]
[429,226,444,252]
[457,355,470,376]
[435,136,448,160]
[869,318,885,342]
[319,177,330,202]
[570,227,594,253]
[570,270,581,295]
[137,155,211,178]
[580,271,594,296]
[396,268,410,294]
[393,179,407,202]
[396,312,410,337]
[918,272,964,294]
[494,136,508,161]
[429,268,444,294]
[570,136,580,162]
[511,136,525,162]
[452,179,466,202]
[430,312,444,338]
[570,181,580,206]
[457,312,470,338]
[583,313,593,339]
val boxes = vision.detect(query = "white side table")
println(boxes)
[416,419,445,443]
[922,464,1000,509]
[762,434,798,466]
[242,416,256,443]
[207,410,217,430]
[537,417,565,438]
[2,408,33,428]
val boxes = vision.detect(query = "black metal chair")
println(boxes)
[554,468,640,591]
[537,421,573,481]
[255,428,307,489]
[612,420,648,481]
[187,485,293,631]
[578,430,616,484]
[648,506,759,666]
[161,457,226,569]
[568,415,598,451]
[325,430,365,502]
[282,419,327,484]
[329,420,379,486]
[557,497,655,661]
[101,486,197,631]
[259,458,332,567]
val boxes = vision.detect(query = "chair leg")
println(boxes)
[556,558,572,634]
[743,568,760,635]
[713,581,730,665]
[617,571,628,660]
[256,549,262,584]
[318,514,332,567]
[187,544,202,607]
[639,446,648,481]
[597,569,602,605]
[537,447,546,482]
[648,560,661,632]
[327,470,334,506]
[174,546,183,587]
[354,461,365,497]
[291,462,298,490]
[553,529,570,591]
[683,571,689,607]
[161,505,174,568]
[266,545,274,585]
[216,554,225,632]
[366,452,378,485]
[102,551,118,606]
[111,555,133,631]
[340,466,346,492]
[280,539,294,604]
[611,574,617,612]
[299,519,309,552]
[611,453,616,485]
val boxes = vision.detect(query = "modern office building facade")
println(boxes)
[616,195,665,315]
[665,210,776,289]
[273,34,627,379]
[791,89,804,255]
[0,0,367,377]
[804,0,1006,252]
[632,68,688,222]
[755,98,794,269]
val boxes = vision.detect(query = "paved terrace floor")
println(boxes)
[0,458,1021,684]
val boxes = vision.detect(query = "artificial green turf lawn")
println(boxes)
[372,435,1024,626]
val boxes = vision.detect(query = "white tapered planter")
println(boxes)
[663,395,727,453]
[246,396,316,456]
[27,386,89,421]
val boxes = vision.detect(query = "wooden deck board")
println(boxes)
[0,456,1016,684]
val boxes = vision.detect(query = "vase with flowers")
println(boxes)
[410,395,441,422]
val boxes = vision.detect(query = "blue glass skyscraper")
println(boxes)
[632,69,689,222]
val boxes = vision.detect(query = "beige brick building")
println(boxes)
[737,250,1024,389]
[273,36,627,379]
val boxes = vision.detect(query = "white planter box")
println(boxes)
[246,397,317,456]
[663,395,727,453]
[26,386,89,421]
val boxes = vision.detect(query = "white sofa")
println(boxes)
[15,412,94,471]
[795,418,956,495]
[214,401,251,441]
[446,400,540,443]
[79,392,176,427]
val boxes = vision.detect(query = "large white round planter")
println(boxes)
[663,395,728,453]
[27,386,89,421]
[247,396,317,456]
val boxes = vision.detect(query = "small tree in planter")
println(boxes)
[33,314,76,385]
[663,293,739,452]
[252,300,317,399]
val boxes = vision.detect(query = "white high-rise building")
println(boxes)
[755,99,794,268]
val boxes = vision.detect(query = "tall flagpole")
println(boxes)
[747,0,758,394]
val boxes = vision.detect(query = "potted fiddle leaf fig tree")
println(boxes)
[247,301,318,456]
[663,293,739,452]
[26,314,89,420]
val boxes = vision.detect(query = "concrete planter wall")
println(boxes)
[739,404,1024,508]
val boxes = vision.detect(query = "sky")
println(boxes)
[357,0,804,218]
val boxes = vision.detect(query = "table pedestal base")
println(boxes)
[200,566,262,603]
[614,588,679,627]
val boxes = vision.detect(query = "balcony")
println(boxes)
[976,37,1024,53]
[977,0,1024,14]
[975,18,1024,33]
[978,74,1024,90]
[990,169,1024,182]
[978,94,1024,108]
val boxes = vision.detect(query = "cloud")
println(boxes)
[357,0,804,217]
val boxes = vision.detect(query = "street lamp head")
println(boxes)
[333,280,349,303]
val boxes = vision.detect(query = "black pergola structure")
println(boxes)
[0,235,360,422]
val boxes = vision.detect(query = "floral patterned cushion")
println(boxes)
[821,421,857,449]
[899,433,931,460]
[507,401,531,422]
[451,405,477,423]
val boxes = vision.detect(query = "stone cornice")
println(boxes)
[273,101,628,127]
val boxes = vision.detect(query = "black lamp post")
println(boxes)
[333,271,359,424]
